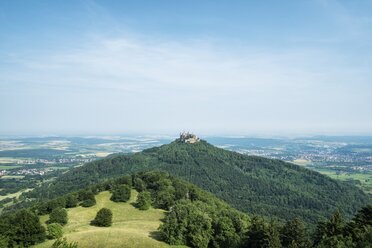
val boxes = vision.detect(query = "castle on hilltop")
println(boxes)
[179,132,200,144]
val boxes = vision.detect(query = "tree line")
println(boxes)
[0,171,370,247]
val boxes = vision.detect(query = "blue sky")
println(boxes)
[1,0,372,136]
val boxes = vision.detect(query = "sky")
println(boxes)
[1,0,372,136]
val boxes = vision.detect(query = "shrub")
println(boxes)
[47,223,63,239]
[12,209,46,245]
[91,208,113,227]
[65,194,78,208]
[110,185,131,202]
[49,208,68,225]
[77,190,95,202]
[136,191,152,210]
[80,198,96,207]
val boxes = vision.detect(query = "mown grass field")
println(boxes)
[33,190,186,248]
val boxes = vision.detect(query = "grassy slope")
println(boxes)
[34,190,185,248]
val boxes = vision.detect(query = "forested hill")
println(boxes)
[25,139,371,224]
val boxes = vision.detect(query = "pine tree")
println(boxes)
[314,210,345,246]
[280,218,310,248]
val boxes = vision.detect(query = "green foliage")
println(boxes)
[135,191,151,210]
[133,177,146,192]
[1,171,371,248]
[37,197,67,215]
[353,204,372,226]
[65,194,78,208]
[52,237,78,248]
[246,217,282,248]
[47,223,63,239]
[211,216,241,248]
[313,206,372,248]
[154,188,175,209]
[77,190,95,202]
[153,171,250,248]
[315,235,354,248]
[110,184,131,202]
[91,208,113,227]
[314,210,345,245]
[159,200,213,248]
[0,209,46,246]
[280,218,310,248]
[27,140,371,225]
[78,190,96,207]
[0,235,9,248]
[114,175,132,186]
[80,198,96,207]
[48,208,68,226]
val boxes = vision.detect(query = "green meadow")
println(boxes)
[315,169,372,194]
[34,190,186,248]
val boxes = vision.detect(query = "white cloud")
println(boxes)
[1,31,372,135]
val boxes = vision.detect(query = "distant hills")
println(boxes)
[26,138,371,224]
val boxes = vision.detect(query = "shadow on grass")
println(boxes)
[149,230,164,242]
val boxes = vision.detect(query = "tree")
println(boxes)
[78,190,96,207]
[154,189,175,209]
[133,177,146,192]
[280,218,310,248]
[136,191,152,210]
[315,235,354,248]
[12,209,46,246]
[159,202,189,245]
[91,208,113,227]
[345,205,372,246]
[186,210,212,248]
[49,208,68,226]
[353,205,372,226]
[159,200,213,248]
[52,237,78,248]
[80,198,96,207]
[314,210,345,246]
[0,235,9,248]
[211,216,240,248]
[246,217,282,248]
[110,185,131,202]
[65,194,78,208]
[47,223,63,239]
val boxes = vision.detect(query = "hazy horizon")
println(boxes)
[1,1,372,136]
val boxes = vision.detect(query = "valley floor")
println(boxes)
[33,190,185,248]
